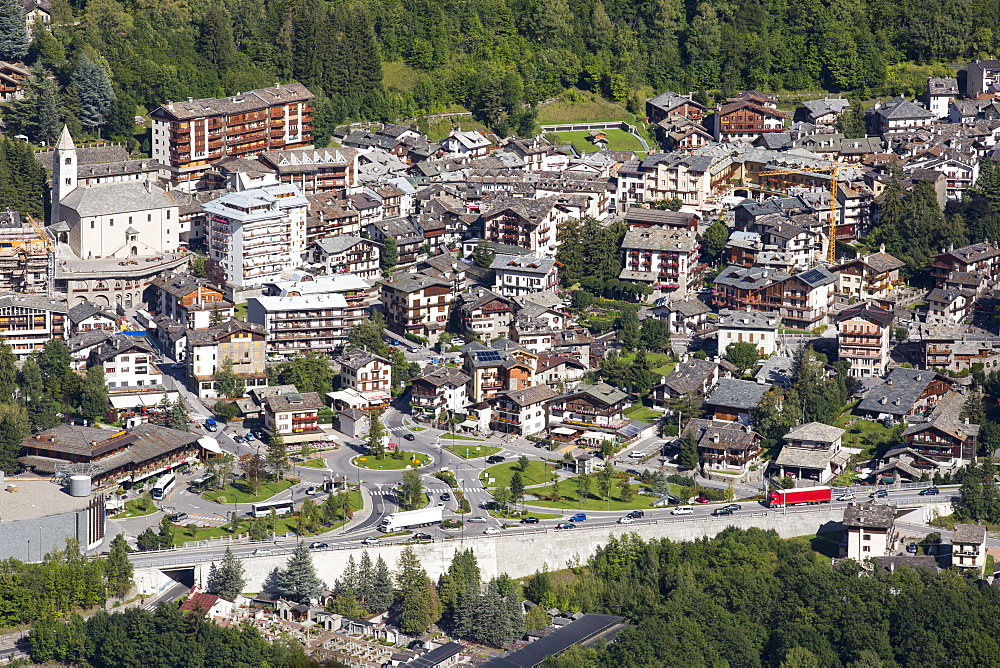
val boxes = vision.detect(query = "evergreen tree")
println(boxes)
[678,430,699,470]
[396,546,440,634]
[357,551,374,609]
[346,314,391,357]
[35,339,70,389]
[701,220,730,260]
[197,5,238,71]
[367,409,386,459]
[28,393,61,433]
[166,398,189,431]
[0,342,17,403]
[106,535,133,597]
[381,237,399,271]
[266,431,290,478]
[79,366,109,422]
[0,0,29,62]
[369,555,394,613]
[274,543,325,603]
[207,547,246,601]
[505,583,526,642]
[473,581,512,648]
[472,242,496,268]
[400,469,425,511]
[509,471,525,506]
[73,53,115,134]
[576,472,592,499]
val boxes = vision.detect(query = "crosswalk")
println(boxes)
[388,426,410,433]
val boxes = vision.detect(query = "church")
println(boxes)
[49,126,182,260]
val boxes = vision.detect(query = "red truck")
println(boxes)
[767,486,832,507]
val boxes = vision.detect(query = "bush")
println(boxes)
[701,487,727,501]
[667,474,696,487]
[662,424,679,437]
[434,471,458,487]
[441,519,463,529]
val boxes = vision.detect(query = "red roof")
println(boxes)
[180,592,221,613]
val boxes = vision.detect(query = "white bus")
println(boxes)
[151,473,177,500]
[251,500,294,518]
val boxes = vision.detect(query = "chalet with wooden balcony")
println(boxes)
[490,254,558,298]
[337,348,392,396]
[929,241,1000,287]
[456,287,514,342]
[773,422,848,484]
[150,83,314,191]
[712,97,786,143]
[306,195,361,242]
[646,91,707,125]
[856,368,953,423]
[410,366,470,418]
[714,265,835,329]
[900,390,978,465]
[482,196,568,258]
[381,273,454,345]
[919,321,1000,372]
[619,226,700,295]
[490,384,558,436]
[367,217,424,266]
[311,236,380,280]
[834,248,905,302]
[149,274,232,330]
[547,382,628,430]
[462,342,536,404]
[258,147,358,197]
[651,359,721,406]
[0,61,28,101]
[836,304,893,378]
[683,418,763,481]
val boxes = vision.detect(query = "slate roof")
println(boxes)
[754,355,794,387]
[490,254,555,275]
[774,446,838,469]
[953,523,987,545]
[783,422,846,443]
[557,382,627,406]
[152,84,314,121]
[873,96,935,121]
[68,301,115,325]
[337,348,389,371]
[67,329,114,353]
[90,335,156,364]
[0,295,68,313]
[620,227,698,253]
[683,418,759,451]
[857,368,944,417]
[647,91,705,113]
[706,378,769,410]
[151,274,220,300]
[802,98,850,117]
[662,360,717,395]
[835,304,894,328]
[717,310,780,331]
[494,384,558,406]
[383,273,452,294]
[714,265,789,291]
[59,181,176,217]
[484,195,562,222]
[901,390,980,441]
[412,365,471,388]
[313,235,370,256]
[263,391,323,413]
[842,502,895,529]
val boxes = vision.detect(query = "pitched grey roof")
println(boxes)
[717,310,780,331]
[152,84,314,121]
[489,254,555,275]
[313,235,370,255]
[774,446,837,469]
[842,502,895,529]
[901,390,979,440]
[754,355,794,387]
[557,382,627,406]
[620,227,698,252]
[413,365,471,388]
[90,335,156,364]
[263,391,323,413]
[874,96,935,121]
[783,421,846,443]
[59,181,177,218]
[68,301,114,325]
[706,378,769,410]
[857,368,944,416]
[953,523,987,544]
[494,384,558,406]
[663,360,717,395]
[0,295,68,313]
[714,265,789,292]
[337,347,389,371]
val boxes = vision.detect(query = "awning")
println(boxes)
[109,391,177,409]
[580,431,614,442]
[198,437,223,455]
[460,419,479,428]
[551,427,578,436]
[361,391,391,404]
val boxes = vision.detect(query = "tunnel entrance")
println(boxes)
[160,566,195,589]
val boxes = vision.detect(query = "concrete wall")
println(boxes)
[134,507,846,596]
[0,506,104,561]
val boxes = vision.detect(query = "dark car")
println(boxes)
[625,469,642,477]
[627,510,645,519]
[170,512,189,523]
[486,455,506,464]
[413,533,433,541]
[723,504,742,512]
[440,492,451,501]
[555,523,575,529]
[919,487,940,496]
[233,434,245,443]
[402,433,415,441]
[711,508,733,516]
[520,516,539,524]
[309,542,329,549]
[869,489,889,498]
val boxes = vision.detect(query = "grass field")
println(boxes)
[537,94,636,124]
[624,405,664,423]
[355,452,429,470]
[546,128,644,154]
[443,443,502,459]
[301,458,328,469]
[382,61,419,91]
[446,434,484,441]
[203,479,294,505]
[112,497,159,519]
[527,482,654,511]
[482,460,556,490]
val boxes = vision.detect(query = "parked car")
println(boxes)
[413,533,433,541]
[309,542,329,549]
[170,512,189,523]
[617,516,634,524]
[671,506,694,515]
[484,527,500,535]
[569,513,587,522]
[837,492,855,501]
[555,523,575,529]
[362,537,382,545]
[252,549,272,556]
[712,508,733,516]
[906,542,918,554]
[402,433,415,441]
[468,516,488,523]
[233,434,245,443]
[695,496,710,504]
[245,433,255,442]
[486,455,506,464]
[520,517,539,524]
[722,503,742,512]
[919,487,940,496]
[869,489,889,498]
[440,492,451,501]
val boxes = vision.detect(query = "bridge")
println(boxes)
[131,497,955,598]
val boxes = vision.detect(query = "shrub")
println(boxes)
[441,519,463,529]
[667,474,696,487]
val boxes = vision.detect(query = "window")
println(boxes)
[863,534,871,541]
[65,157,71,165]
[862,546,870,553]
[65,178,71,185]
[90,221,95,229]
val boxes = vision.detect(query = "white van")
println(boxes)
[629,451,644,458]
[671,506,694,515]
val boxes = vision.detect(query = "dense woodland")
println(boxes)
[0,0,997,145]
[527,528,1000,667]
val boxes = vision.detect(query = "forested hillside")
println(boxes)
[2,0,993,145]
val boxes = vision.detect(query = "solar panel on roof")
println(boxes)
[798,268,826,284]
[476,351,502,362]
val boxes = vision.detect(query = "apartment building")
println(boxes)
[410,366,471,418]
[490,385,557,436]
[148,274,232,330]
[490,254,558,297]
[203,183,309,287]
[463,344,536,404]
[548,383,628,430]
[337,348,392,395]
[185,320,268,399]
[381,274,454,345]
[929,241,1000,286]
[834,249,905,301]
[835,304,894,378]
[714,265,836,328]
[482,196,567,258]
[683,418,764,481]
[263,391,324,440]
[0,295,67,360]
[150,83,314,190]
[841,502,896,561]
[247,293,354,356]
[619,227,700,295]
[87,336,163,391]
[455,287,515,342]
[717,310,779,357]
[951,524,987,574]
[257,147,357,196]
[311,236,380,280]
[0,213,50,294]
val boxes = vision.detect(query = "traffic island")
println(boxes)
[353,452,431,470]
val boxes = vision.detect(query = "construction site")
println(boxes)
[0,212,53,294]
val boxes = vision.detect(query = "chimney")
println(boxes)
[166,99,174,110]
[187,97,193,103]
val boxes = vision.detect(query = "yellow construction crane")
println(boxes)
[24,215,55,253]
[756,165,839,265]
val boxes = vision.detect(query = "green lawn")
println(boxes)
[234,302,247,321]
[301,458,328,469]
[546,129,643,154]
[112,497,159,519]
[526,482,654,511]
[443,443,503,459]
[800,530,846,564]
[624,405,664,423]
[203,478,295,505]
[445,434,484,441]
[835,407,896,458]
[482,460,557,489]
[355,452,429,470]
[496,510,563,521]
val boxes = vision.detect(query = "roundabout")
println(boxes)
[352,451,431,470]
